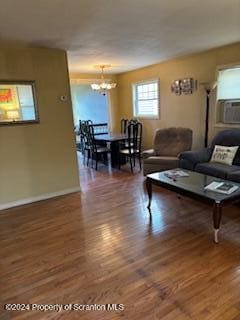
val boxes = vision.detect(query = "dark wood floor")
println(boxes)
[1,153,240,319]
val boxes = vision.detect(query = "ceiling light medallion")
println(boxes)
[91,65,116,96]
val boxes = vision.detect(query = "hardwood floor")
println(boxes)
[1,153,240,319]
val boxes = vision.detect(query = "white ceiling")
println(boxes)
[0,0,239,74]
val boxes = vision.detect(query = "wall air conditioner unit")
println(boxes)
[223,100,240,124]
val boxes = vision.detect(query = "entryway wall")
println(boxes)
[0,47,80,208]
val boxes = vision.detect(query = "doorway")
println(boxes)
[70,81,111,174]
[71,83,109,126]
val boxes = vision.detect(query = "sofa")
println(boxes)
[142,127,193,175]
[179,129,240,183]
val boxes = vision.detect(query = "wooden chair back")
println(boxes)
[126,121,143,154]
[121,119,129,134]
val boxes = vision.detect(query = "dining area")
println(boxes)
[76,119,143,173]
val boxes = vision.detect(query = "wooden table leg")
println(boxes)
[213,201,222,243]
[146,178,152,209]
[110,141,126,167]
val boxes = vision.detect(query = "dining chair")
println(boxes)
[121,119,129,134]
[90,123,108,135]
[80,121,92,166]
[79,120,93,155]
[120,118,136,150]
[129,119,139,124]
[78,120,84,154]
[89,125,111,170]
[118,121,143,173]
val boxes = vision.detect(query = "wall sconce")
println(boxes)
[171,78,197,95]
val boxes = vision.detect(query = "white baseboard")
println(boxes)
[0,186,81,211]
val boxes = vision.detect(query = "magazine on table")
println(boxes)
[164,169,189,179]
[204,181,239,195]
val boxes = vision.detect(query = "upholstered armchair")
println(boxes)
[142,127,193,175]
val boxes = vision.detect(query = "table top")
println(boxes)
[147,169,240,203]
[94,133,127,142]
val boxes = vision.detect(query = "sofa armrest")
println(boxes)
[179,148,212,170]
[142,149,156,159]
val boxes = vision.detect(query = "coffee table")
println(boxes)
[146,169,240,243]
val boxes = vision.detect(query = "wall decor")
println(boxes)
[171,78,197,95]
[181,78,195,94]
[0,81,39,125]
[171,80,182,95]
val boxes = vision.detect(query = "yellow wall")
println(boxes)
[116,42,240,150]
[0,47,80,206]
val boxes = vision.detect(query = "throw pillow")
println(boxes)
[210,145,239,165]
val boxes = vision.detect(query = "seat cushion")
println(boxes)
[120,148,139,155]
[227,170,240,183]
[96,147,110,153]
[143,156,179,175]
[195,162,240,179]
[144,156,179,166]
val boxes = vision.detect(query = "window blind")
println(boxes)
[217,67,240,100]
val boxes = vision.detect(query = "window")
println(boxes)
[216,67,240,125]
[217,67,240,100]
[0,81,38,125]
[132,80,159,118]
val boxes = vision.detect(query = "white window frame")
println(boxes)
[132,79,160,119]
[214,63,240,128]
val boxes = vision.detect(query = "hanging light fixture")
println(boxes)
[91,65,116,96]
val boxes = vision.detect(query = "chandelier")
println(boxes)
[91,65,116,95]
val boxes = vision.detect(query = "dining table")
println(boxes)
[94,133,128,167]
